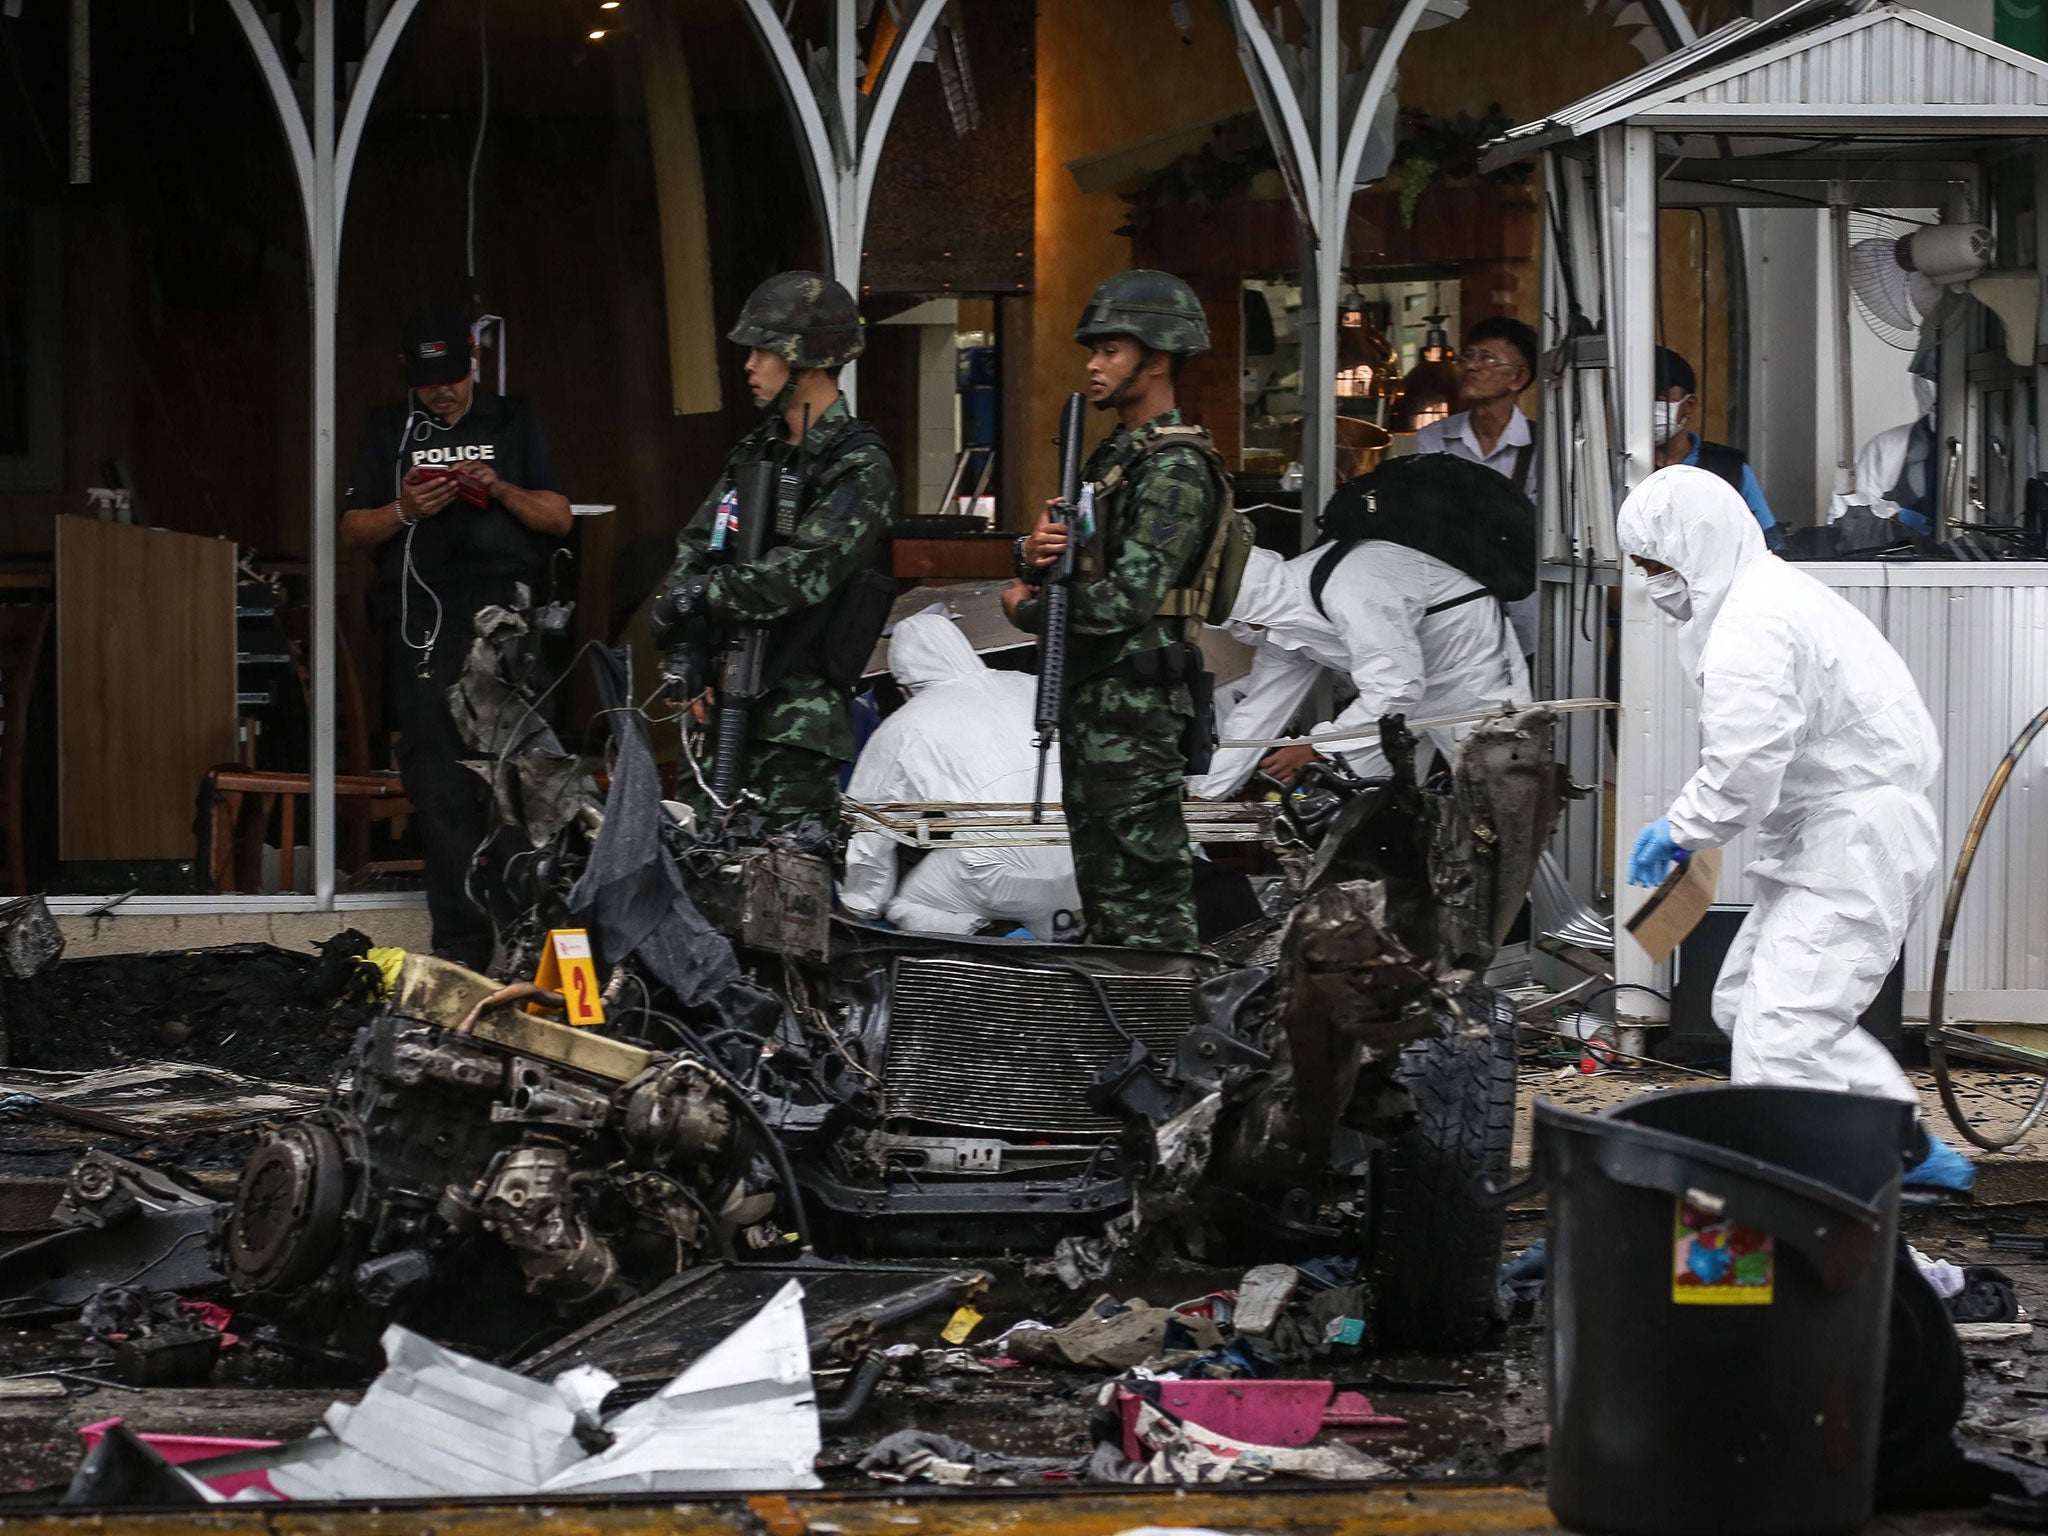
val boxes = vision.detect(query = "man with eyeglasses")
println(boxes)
[1415,316,1540,653]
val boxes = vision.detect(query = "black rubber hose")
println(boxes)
[641,1004,816,1252]
[816,1351,888,1429]
[1926,703,2048,1152]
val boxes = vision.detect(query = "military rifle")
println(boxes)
[1031,392,1087,823]
[710,455,778,803]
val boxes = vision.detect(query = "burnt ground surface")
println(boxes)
[0,1206,2039,1525]
[2,943,374,1087]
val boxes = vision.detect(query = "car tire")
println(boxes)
[1366,983,1518,1352]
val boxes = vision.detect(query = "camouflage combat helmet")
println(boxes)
[1073,269,1211,356]
[727,270,865,369]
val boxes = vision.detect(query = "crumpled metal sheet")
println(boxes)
[0,1063,325,1134]
[542,1278,821,1493]
[1448,706,1568,959]
[255,1280,824,1498]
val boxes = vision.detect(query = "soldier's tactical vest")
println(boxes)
[1080,421,1254,641]
[746,417,896,689]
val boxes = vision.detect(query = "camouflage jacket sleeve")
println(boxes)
[665,470,731,588]
[1066,445,1214,636]
[706,446,896,622]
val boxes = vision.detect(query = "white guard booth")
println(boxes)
[1482,0,2048,1042]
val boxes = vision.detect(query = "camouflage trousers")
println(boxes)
[1060,674,1197,951]
[691,738,844,837]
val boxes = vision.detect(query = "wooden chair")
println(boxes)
[275,606,415,875]
[198,768,414,894]
[0,605,51,896]
[196,611,420,893]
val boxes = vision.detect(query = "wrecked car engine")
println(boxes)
[222,956,766,1363]
[204,605,1568,1364]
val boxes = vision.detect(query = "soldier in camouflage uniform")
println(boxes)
[1003,271,1224,950]
[656,272,897,830]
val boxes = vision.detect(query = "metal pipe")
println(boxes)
[1607,123,1668,1051]
[67,0,88,184]
[1718,204,1751,455]
[1926,704,2048,1152]
[1829,192,1857,495]
[311,0,337,908]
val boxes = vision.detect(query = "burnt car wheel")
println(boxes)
[1366,984,1517,1352]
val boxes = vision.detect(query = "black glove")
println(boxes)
[651,575,711,650]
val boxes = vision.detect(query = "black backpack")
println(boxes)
[1307,451,1537,618]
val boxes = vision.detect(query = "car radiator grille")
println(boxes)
[883,955,1196,1137]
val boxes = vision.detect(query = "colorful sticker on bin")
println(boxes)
[1672,1195,1773,1305]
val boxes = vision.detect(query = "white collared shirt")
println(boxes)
[1414,405,1536,485]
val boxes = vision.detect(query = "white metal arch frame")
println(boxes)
[1221,0,1696,537]
[1222,0,1436,539]
[737,0,951,409]
[223,0,422,910]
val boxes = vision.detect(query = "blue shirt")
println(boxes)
[1681,435,1778,538]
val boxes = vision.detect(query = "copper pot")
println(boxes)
[1287,415,1393,482]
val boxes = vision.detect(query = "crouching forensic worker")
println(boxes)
[1619,465,1970,1192]
[841,612,1081,937]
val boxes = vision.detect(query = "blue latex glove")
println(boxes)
[1627,817,1688,887]
[1903,1134,1976,1193]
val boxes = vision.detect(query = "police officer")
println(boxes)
[341,308,572,970]
[1002,271,1225,951]
[656,272,897,829]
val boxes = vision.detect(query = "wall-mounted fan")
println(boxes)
[1845,210,2036,366]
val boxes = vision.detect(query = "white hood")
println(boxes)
[1218,545,1335,658]
[888,610,986,695]
[1222,547,1291,636]
[1617,464,1767,657]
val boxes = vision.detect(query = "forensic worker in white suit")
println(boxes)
[1619,465,1968,1190]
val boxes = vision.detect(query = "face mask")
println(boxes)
[1645,570,1692,621]
[1651,399,1685,446]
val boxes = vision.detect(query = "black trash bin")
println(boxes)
[1530,1085,1915,1536]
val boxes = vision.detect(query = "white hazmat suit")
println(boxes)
[841,612,1081,937]
[1619,465,1941,1105]
[1191,543,1529,799]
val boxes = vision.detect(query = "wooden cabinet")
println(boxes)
[55,517,237,862]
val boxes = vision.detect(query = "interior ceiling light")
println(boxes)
[588,28,608,38]
[599,2,619,9]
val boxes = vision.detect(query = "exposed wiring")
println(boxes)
[392,405,451,674]
[1564,980,1671,1013]
[677,708,735,815]
[636,1003,815,1253]
[1519,1020,1725,1081]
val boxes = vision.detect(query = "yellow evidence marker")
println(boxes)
[531,928,607,1027]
